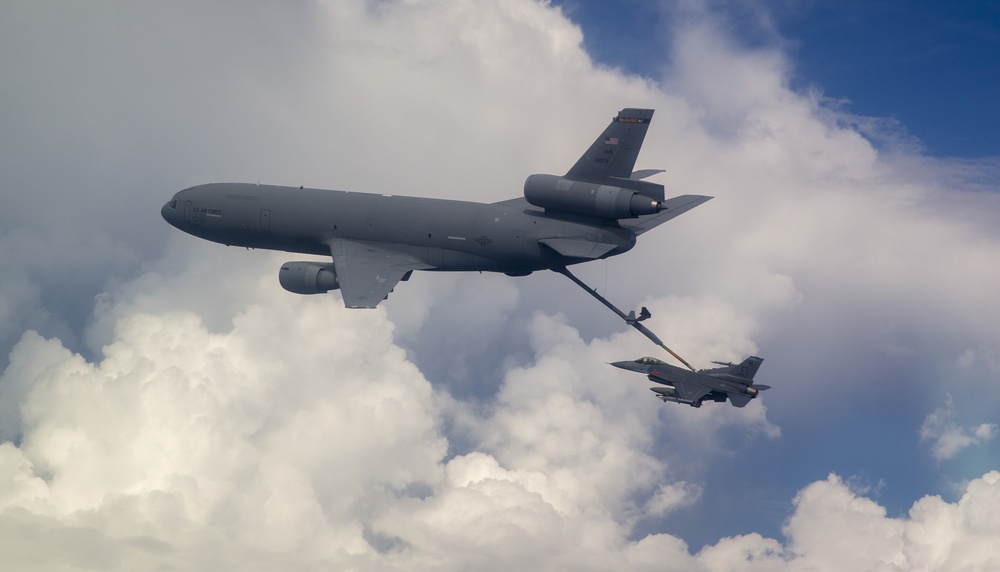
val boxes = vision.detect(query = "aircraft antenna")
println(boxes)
[553,266,697,372]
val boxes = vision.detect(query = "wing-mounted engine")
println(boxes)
[523,174,666,219]
[279,261,340,294]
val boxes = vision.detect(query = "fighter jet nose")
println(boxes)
[609,359,653,374]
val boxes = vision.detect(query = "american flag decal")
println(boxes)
[604,136,619,145]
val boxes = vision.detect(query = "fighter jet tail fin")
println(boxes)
[727,356,764,381]
[565,108,654,182]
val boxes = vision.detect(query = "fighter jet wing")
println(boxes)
[327,239,430,308]
[669,378,714,404]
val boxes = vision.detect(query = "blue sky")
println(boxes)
[558,1,1000,158]
[1,1,999,569]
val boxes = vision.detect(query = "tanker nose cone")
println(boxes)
[161,196,181,228]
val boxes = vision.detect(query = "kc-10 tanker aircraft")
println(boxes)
[161,108,710,308]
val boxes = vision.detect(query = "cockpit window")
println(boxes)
[638,357,667,365]
[169,199,177,209]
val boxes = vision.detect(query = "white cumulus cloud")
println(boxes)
[921,395,998,461]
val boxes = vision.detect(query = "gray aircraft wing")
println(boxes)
[328,239,430,308]
[669,378,714,404]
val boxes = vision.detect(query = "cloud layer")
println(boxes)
[3,248,999,570]
[2,0,999,569]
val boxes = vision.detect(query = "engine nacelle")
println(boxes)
[524,174,663,219]
[279,261,340,295]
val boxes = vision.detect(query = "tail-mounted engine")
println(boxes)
[523,174,665,219]
[279,261,339,294]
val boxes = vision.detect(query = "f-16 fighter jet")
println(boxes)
[610,356,770,408]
